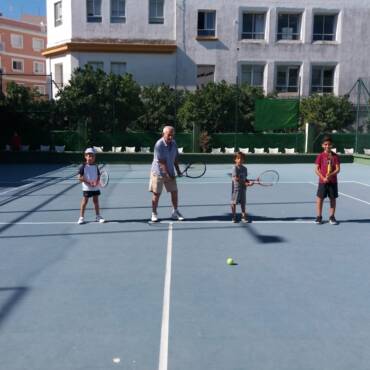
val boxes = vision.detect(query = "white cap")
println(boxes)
[84,147,96,154]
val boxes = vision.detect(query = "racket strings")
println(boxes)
[184,163,206,178]
[258,170,279,185]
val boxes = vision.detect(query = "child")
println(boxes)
[231,152,253,223]
[77,148,105,224]
[314,135,340,225]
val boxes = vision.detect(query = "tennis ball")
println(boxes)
[227,257,234,265]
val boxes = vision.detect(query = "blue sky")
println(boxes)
[0,0,46,19]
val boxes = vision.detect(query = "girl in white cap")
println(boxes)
[77,148,105,224]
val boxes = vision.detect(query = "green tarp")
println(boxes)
[255,99,299,131]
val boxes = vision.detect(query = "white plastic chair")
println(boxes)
[211,148,222,154]
[268,147,281,154]
[40,145,50,152]
[364,149,370,155]
[125,146,136,153]
[20,145,30,152]
[178,147,184,153]
[93,146,103,153]
[238,147,250,154]
[112,146,122,152]
[284,148,296,154]
[140,147,151,153]
[254,148,265,154]
[344,148,354,154]
[224,147,235,154]
[55,145,65,153]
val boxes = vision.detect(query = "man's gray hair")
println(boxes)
[163,125,175,134]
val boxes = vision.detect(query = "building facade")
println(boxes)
[44,0,370,97]
[0,15,47,95]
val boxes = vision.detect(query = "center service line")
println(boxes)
[158,222,173,370]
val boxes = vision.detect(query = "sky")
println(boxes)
[0,0,46,19]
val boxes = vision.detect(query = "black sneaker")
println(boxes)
[315,216,323,224]
[329,216,338,225]
[232,216,237,223]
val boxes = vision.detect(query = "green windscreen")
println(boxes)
[255,99,299,131]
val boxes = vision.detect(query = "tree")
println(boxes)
[134,84,185,132]
[300,94,354,131]
[177,81,264,133]
[57,65,143,145]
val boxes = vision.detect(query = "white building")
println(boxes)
[44,0,370,97]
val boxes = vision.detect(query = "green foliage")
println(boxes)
[177,81,264,133]
[0,82,55,146]
[300,94,354,131]
[134,84,185,132]
[56,65,143,145]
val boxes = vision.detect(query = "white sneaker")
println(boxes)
[77,217,85,225]
[151,212,159,222]
[96,215,105,223]
[171,209,184,221]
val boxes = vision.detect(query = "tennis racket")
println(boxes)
[98,168,109,187]
[250,170,279,186]
[180,162,206,178]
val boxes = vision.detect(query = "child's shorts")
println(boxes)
[83,190,101,198]
[231,189,246,205]
[149,173,178,194]
[316,183,338,199]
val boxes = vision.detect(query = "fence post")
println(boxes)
[305,122,316,153]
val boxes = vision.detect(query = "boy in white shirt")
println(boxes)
[77,148,105,224]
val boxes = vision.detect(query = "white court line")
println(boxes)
[308,182,370,206]
[0,220,315,226]
[338,192,370,206]
[0,221,77,225]
[0,182,36,195]
[158,222,173,370]
[0,165,77,195]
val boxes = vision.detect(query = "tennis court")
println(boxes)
[0,162,370,370]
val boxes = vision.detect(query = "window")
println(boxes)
[111,62,126,75]
[277,14,301,40]
[311,66,335,93]
[87,0,102,22]
[313,14,337,41]
[198,11,216,37]
[149,0,164,24]
[87,61,104,71]
[35,85,46,95]
[11,34,23,49]
[196,65,215,87]
[242,13,266,40]
[54,1,62,27]
[276,66,300,92]
[33,38,45,51]
[54,63,63,88]
[34,61,45,74]
[241,65,264,87]
[111,0,126,23]
[12,59,24,72]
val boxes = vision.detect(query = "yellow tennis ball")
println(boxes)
[227,257,234,265]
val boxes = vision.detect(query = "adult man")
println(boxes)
[149,126,184,222]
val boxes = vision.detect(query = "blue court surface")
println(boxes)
[0,163,369,370]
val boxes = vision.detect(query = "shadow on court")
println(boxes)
[0,287,29,329]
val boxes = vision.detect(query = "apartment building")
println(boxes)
[0,15,47,95]
[43,0,370,98]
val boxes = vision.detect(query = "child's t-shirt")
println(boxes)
[79,163,100,191]
[232,165,248,191]
[315,151,340,183]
